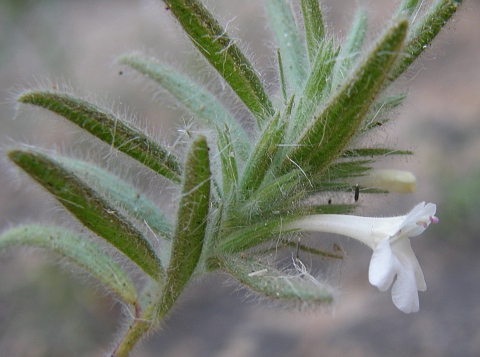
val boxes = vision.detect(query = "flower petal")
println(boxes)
[391,263,419,313]
[398,202,437,238]
[392,238,426,291]
[368,237,402,291]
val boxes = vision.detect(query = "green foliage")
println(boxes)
[0,225,138,307]
[280,19,408,175]
[3,0,463,355]
[118,53,251,162]
[8,149,164,280]
[264,0,308,90]
[17,90,182,182]
[219,254,334,306]
[160,135,211,314]
[390,0,463,80]
[162,0,274,125]
[301,0,325,64]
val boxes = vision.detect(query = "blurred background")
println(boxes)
[0,0,479,356]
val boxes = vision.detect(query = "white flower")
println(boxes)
[285,202,438,313]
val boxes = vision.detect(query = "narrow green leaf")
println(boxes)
[56,156,173,239]
[390,0,463,81]
[360,93,407,132]
[331,8,368,90]
[277,49,288,104]
[357,188,389,194]
[17,90,182,183]
[216,126,238,200]
[242,169,302,221]
[309,204,356,214]
[288,39,337,140]
[219,254,334,306]
[162,0,274,126]
[264,0,307,91]
[362,92,407,131]
[8,149,163,279]
[0,225,138,307]
[342,148,413,157]
[160,135,211,314]
[282,19,409,175]
[262,240,343,259]
[240,96,294,198]
[302,39,338,103]
[239,111,282,197]
[395,0,421,17]
[325,160,374,179]
[301,0,325,64]
[119,53,250,161]
[325,160,373,179]
[216,215,297,254]
[310,181,352,193]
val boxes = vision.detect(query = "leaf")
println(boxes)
[331,8,368,90]
[389,0,463,81]
[160,135,211,313]
[277,49,288,104]
[342,148,413,157]
[241,169,302,221]
[395,0,421,17]
[119,53,251,161]
[56,156,173,240]
[264,0,308,91]
[310,181,352,193]
[301,0,325,64]
[325,159,373,179]
[216,215,297,254]
[8,149,163,279]
[162,0,274,126]
[288,39,337,140]
[281,19,409,175]
[309,204,356,214]
[260,240,343,259]
[362,92,408,131]
[216,125,239,201]
[219,254,334,307]
[17,90,182,183]
[0,225,138,307]
[239,97,294,198]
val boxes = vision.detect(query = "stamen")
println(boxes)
[416,221,428,228]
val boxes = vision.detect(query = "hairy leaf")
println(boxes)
[219,254,334,306]
[56,156,173,240]
[301,0,325,64]
[264,0,307,90]
[0,225,138,306]
[390,0,463,81]
[162,0,274,125]
[9,149,163,279]
[160,135,211,314]
[119,53,251,161]
[282,19,408,175]
[331,8,368,90]
[17,90,182,182]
